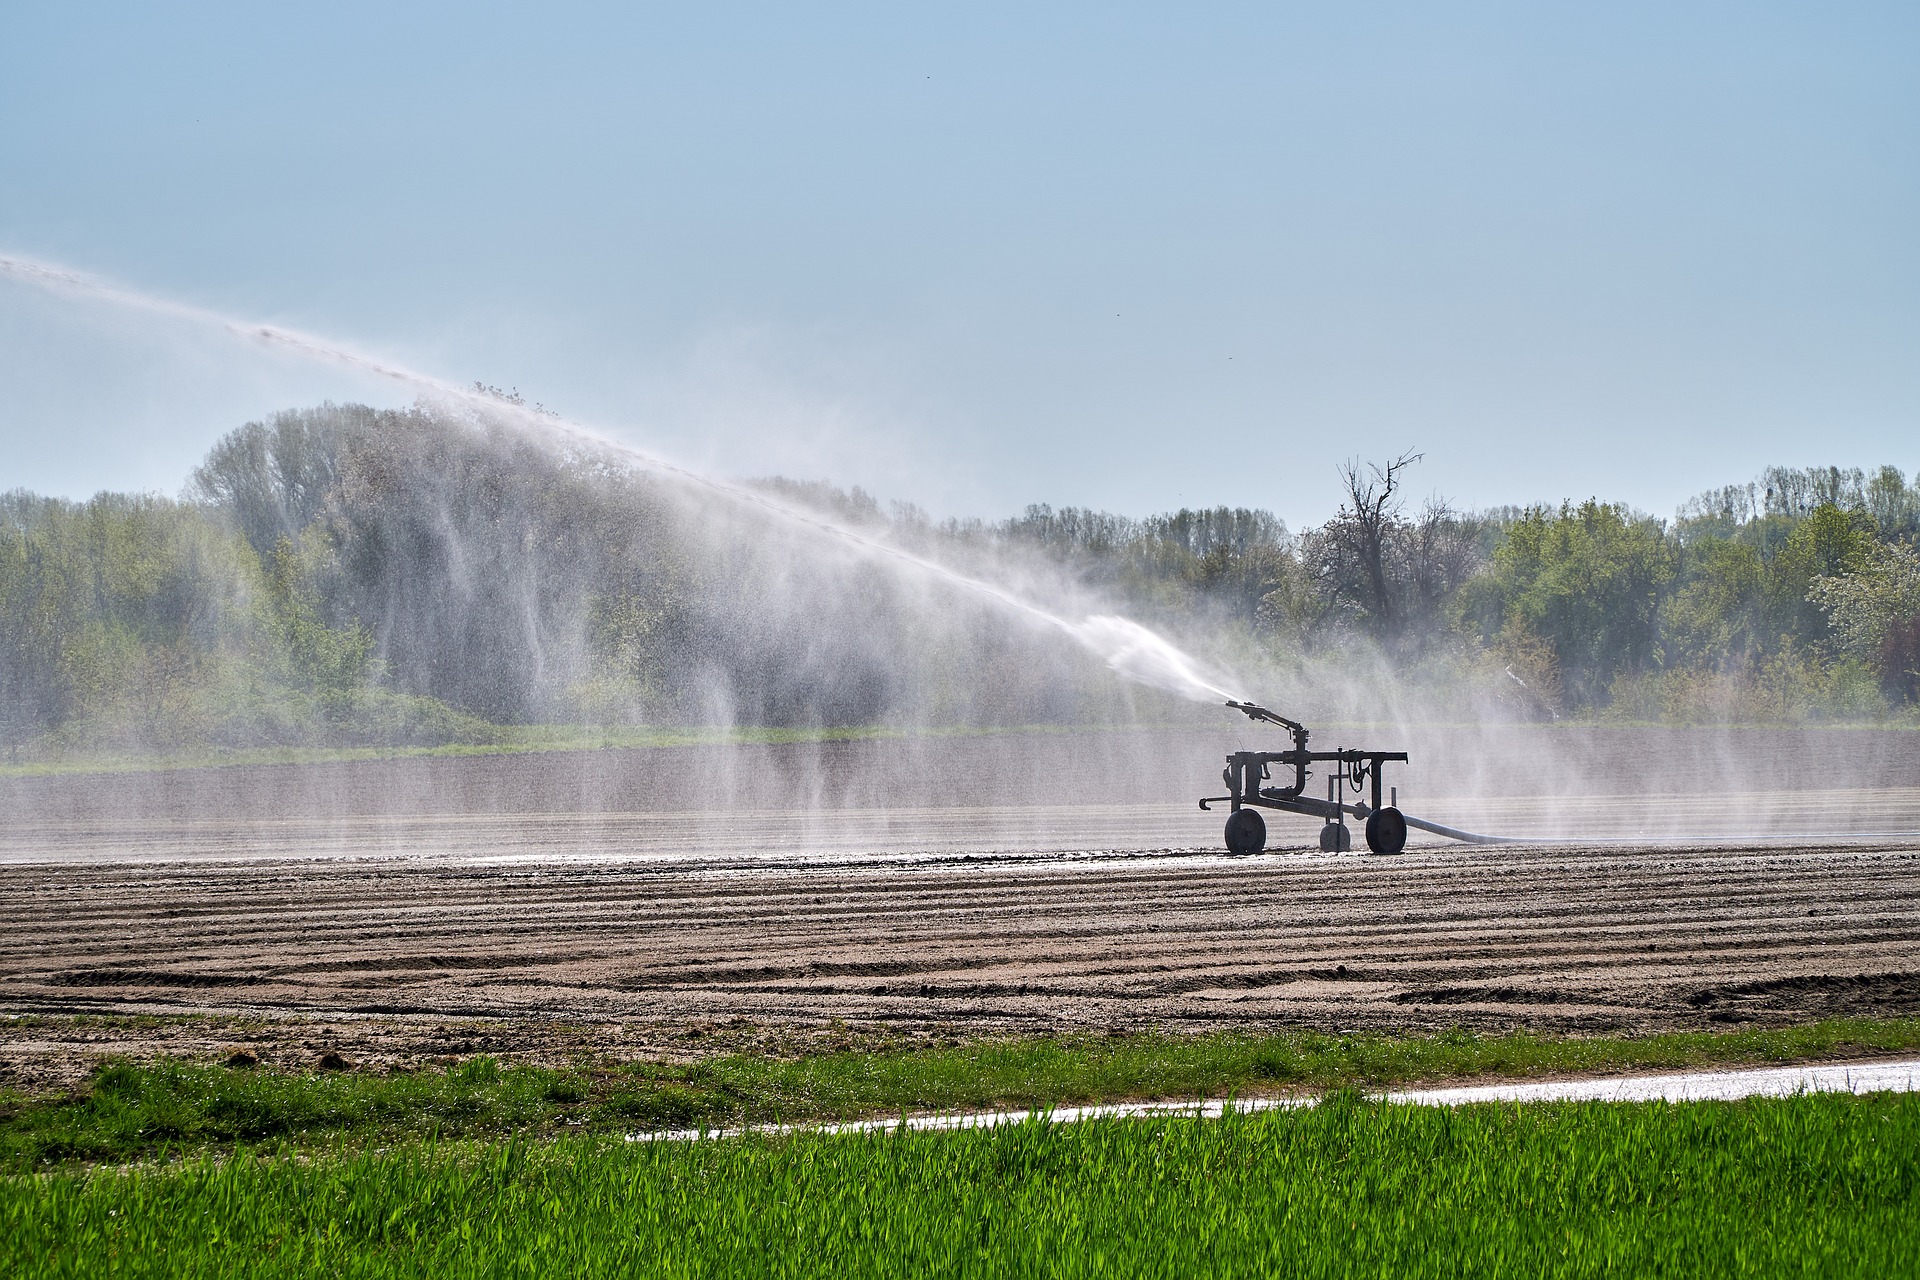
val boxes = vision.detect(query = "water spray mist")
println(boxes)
[0,254,1243,706]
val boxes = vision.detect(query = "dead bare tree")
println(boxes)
[1298,451,1486,650]
[1310,451,1420,638]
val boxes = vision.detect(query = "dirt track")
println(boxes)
[3,727,1919,1087]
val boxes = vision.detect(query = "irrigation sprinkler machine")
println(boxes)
[1199,700,1494,856]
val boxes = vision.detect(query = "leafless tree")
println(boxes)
[1344,450,1419,634]
[1301,451,1484,649]
[1307,451,1420,638]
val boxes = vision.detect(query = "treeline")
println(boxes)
[968,453,1920,722]
[1,402,1916,756]
[0,403,1135,753]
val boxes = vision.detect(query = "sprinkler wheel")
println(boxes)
[1364,806,1408,855]
[1318,822,1352,853]
[1224,808,1267,855]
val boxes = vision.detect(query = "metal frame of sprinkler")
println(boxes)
[1198,700,1506,855]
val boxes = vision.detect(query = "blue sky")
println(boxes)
[2,1,1915,528]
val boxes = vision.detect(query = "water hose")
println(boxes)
[1397,812,1521,845]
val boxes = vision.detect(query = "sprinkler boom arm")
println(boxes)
[1222,700,1314,797]
[1225,700,1310,751]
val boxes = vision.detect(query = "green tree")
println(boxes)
[1663,536,1772,672]
[1767,504,1879,646]
[1810,541,1920,701]
[1464,501,1676,709]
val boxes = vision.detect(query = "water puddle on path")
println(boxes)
[629,1057,1920,1143]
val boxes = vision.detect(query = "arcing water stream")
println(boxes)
[0,254,1242,706]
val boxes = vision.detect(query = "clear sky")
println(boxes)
[2,1,1915,529]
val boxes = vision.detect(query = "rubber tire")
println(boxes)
[1224,809,1267,855]
[1318,822,1352,852]
[1364,806,1408,855]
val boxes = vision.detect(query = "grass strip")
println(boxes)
[7,1016,1920,1170]
[0,719,1220,778]
[7,1092,1920,1278]
[16,719,1910,778]
[0,724,904,777]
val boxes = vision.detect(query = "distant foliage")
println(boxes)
[1460,501,1677,709]
[1811,542,1920,702]
[2,403,1918,756]
[0,483,489,753]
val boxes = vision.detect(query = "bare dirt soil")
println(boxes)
[3,727,1918,1089]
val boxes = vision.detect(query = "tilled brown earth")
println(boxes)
[5,728,1919,1089]
[5,839,1920,1088]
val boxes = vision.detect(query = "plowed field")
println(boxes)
[3,726,1918,1084]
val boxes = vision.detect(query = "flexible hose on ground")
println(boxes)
[1398,812,1521,845]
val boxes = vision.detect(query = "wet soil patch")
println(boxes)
[1688,971,1920,1017]
[47,968,266,990]
[1393,987,1596,1007]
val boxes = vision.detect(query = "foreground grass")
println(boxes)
[6,1092,1919,1278]
[8,1016,1920,1170]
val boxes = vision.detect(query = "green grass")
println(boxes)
[0,723,899,777]
[6,1092,1919,1278]
[10,716,1914,778]
[8,1017,1920,1170]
